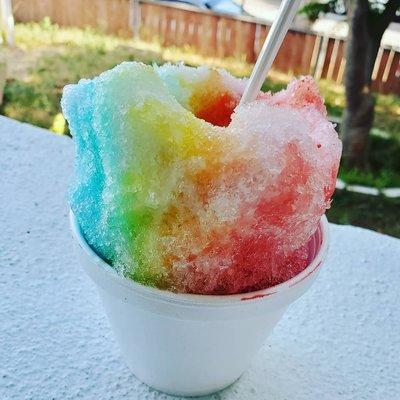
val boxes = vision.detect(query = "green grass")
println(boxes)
[1,20,400,237]
[327,190,400,238]
[338,135,400,188]
[1,20,163,133]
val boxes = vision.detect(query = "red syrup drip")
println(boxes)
[195,92,237,127]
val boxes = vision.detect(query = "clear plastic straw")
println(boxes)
[240,0,303,105]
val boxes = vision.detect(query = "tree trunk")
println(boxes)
[342,0,399,169]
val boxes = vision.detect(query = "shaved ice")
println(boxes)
[62,62,341,295]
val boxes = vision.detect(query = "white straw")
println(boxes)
[240,0,303,105]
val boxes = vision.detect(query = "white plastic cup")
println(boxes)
[70,211,329,397]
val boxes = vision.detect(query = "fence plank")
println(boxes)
[372,49,389,93]
[331,40,345,82]
[301,33,316,75]
[380,52,400,94]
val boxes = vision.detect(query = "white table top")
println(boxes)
[1,116,399,400]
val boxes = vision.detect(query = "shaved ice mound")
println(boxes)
[62,62,341,295]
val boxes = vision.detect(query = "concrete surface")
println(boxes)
[1,116,399,399]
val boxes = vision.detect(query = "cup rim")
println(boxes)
[70,210,329,306]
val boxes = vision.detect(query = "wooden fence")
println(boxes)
[12,0,400,95]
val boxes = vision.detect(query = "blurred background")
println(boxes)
[1,0,399,236]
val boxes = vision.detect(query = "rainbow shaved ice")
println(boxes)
[62,62,341,295]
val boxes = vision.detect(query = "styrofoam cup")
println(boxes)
[70,211,329,397]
